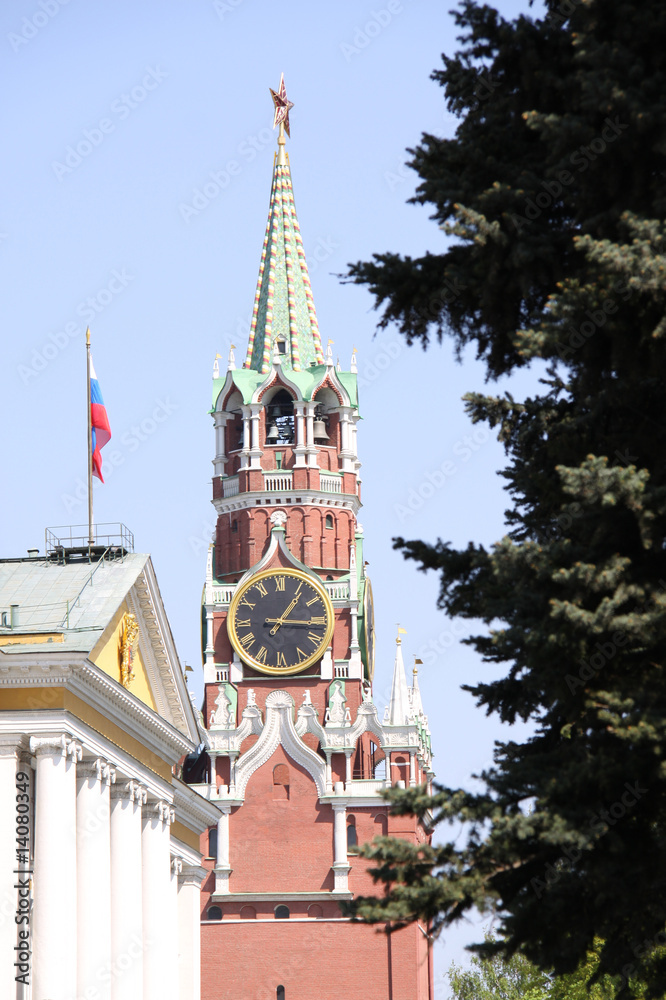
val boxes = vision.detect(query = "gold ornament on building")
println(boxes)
[119,612,139,688]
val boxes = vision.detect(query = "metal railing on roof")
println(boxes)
[45,524,134,563]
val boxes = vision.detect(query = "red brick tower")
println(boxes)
[194,77,435,1000]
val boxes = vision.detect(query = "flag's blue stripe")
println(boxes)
[90,378,104,406]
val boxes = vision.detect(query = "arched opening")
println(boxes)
[325,513,334,529]
[308,903,324,919]
[275,905,290,920]
[273,763,290,800]
[231,519,238,533]
[374,813,388,837]
[208,827,218,860]
[240,905,256,920]
[265,389,294,445]
[207,906,222,921]
[277,987,286,1000]
[347,815,358,853]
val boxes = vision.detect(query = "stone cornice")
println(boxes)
[171,776,223,831]
[209,890,353,903]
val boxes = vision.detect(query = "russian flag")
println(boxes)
[90,357,111,482]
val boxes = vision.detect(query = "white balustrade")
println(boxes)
[263,472,293,491]
[320,474,342,493]
[222,475,240,497]
[325,581,349,601]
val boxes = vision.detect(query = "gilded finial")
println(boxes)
[86,326,91,346]
[396,625,407,645]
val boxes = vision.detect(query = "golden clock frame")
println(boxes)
[227,567,335,676]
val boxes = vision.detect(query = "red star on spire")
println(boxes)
[270,73,294,138]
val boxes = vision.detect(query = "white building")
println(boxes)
[0,538,221,1000]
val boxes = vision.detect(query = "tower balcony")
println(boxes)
[217,469,346,499]
[208,578,350,607]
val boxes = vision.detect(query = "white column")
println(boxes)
[331,799,351,892]
[214,805,232,894]
[249,404,263,468]
[142,800,174,1000]
[77,758,115,1000]
[324,752,332,793]
[240,408,251,469]
[110,779,146,1000]
[409,752,417,788]
[30,734,81,1000]
[340,410,354,472]
[306,404,318,468]
[178,865,207,1000]
[213,411,229,477]
[168,858,182,997]
[293,403,307,466]
[205,608,215,668]
[228,753,238,796]
[344,751,353,785]
[0,737,24,1000]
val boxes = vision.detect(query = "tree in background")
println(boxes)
[343,1,666,995]
[445,937,620,1000]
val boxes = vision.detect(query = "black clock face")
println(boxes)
[227,569,334,675]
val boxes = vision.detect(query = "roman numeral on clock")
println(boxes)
[306,596,319,607]
[239,632,255,648]
[310,616,326,625]
[236,619,251,628]
[274,576,285,591]
[256,646,268,664]
[255,581,267,597]
[240,597,256,609]
[276,652,286,667]
[307,631,320,646]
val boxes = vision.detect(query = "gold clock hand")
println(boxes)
[268,597,299,636]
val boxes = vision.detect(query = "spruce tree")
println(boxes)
[344,2,666,994]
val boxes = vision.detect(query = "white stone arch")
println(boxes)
[234,690,326,798]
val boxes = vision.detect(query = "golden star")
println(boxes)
[270,73,294,138]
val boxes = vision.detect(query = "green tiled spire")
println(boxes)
[244,80,324,374]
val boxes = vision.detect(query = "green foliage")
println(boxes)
[343,1,666,996]
[445,938,620,1000]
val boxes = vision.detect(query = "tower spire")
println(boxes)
[386,629,411,726]
[244,76,324,374]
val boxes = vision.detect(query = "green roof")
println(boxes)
[244,153,324,374]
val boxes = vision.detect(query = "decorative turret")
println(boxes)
[385,629,411,726]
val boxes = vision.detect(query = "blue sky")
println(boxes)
[1,0,545,985]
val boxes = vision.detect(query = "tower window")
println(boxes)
[208,827,218,860]
[207,906,222,921]
[231,520,238,533]
[347,816,358,853]
[325,514,334,529]
[275,905,290,920]
[276,339,286,355]
[265,389,294,445]
[277,988,286,1000]
[240,905,257,920]
[273,763,290,800]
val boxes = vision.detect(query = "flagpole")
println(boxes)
[86,327,93,553]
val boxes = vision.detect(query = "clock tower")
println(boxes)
[193,77,435,1000]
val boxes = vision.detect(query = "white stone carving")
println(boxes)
[234,689,326,797]
[270,509,287,527]
[325,681,351,727]
[210,684,235,729]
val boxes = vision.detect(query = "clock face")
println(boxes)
[227,568,334,675]
[363,576,376,682]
